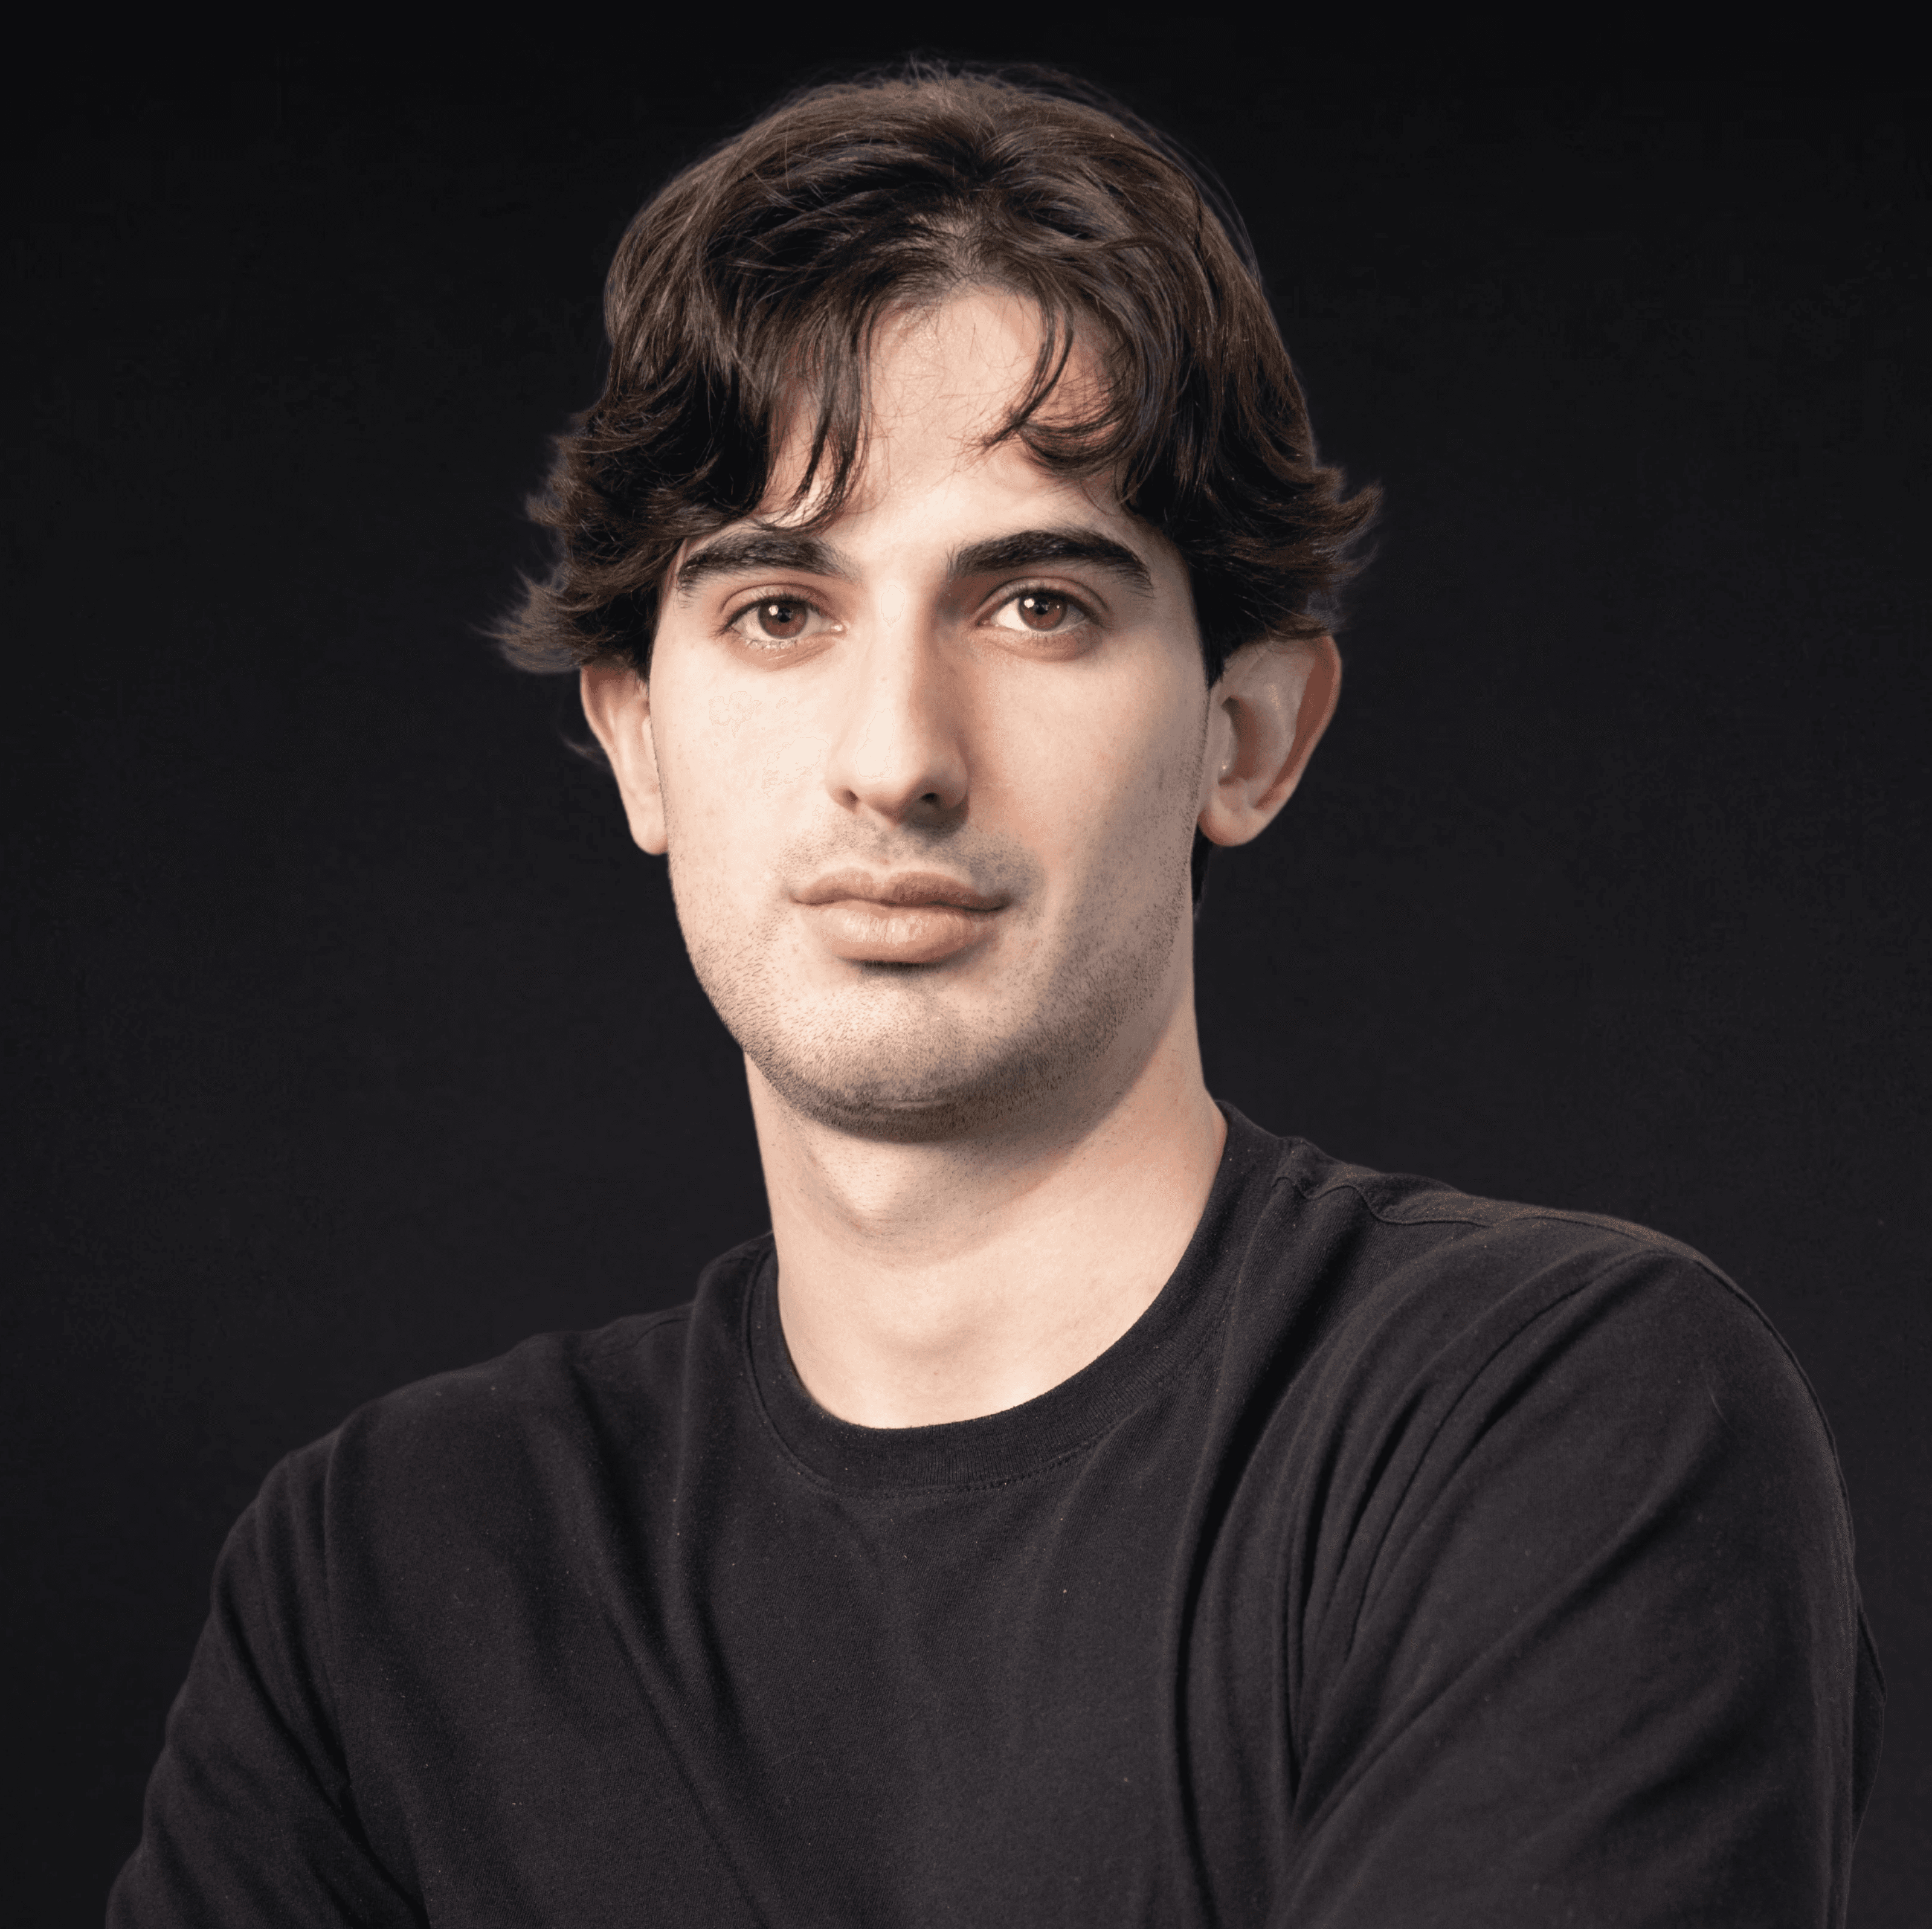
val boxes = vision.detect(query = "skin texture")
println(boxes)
[583,291,1339,1426]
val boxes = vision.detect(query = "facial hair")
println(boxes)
[670,814,1194,1146]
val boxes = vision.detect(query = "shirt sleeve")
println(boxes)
[108,1443,424,1928]
[1278,1234,1882,1928]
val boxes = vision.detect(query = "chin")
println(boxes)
[748,1039,1098,1144]
[731,963,1161,1145]
[693,887,1186,1143]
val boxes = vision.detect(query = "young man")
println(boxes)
[114,68,1881,1925]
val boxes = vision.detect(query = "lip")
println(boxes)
[794,870,1006,911]
[794,870,1007,964]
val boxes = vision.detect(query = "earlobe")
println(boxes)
[579,663,669,855]
[1197,636,1341,848]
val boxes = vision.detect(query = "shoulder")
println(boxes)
[337,1299,696,1460]
[232,1310,682,1587]
[1213,1135,1881,1916]
[259,1234,772,1554]
[1283,1132,1736,1295]
[1231,1126,1846,1510]
[1238,1136,1866,1679]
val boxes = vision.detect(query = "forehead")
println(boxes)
[665,287,1197,605]
[759,288,1115,523]
[868,289,1104,425]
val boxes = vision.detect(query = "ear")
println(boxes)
[579,663,668,855]
[1197,636,1341,847]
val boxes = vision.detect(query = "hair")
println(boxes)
[495,61,1378,692]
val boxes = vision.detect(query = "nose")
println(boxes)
[823,631,968,825]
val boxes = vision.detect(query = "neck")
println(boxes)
[747,984,1227,1429]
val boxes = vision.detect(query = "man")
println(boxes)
[114,66,1881,1925]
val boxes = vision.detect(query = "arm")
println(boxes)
[1281,1243,1882,1927]
[109,1446,423,1928]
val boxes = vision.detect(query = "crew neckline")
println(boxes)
[741,1103,1286,1493]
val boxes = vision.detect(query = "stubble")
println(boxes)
[671,817,1194,1146]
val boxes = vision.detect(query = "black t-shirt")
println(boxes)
[111,1108,1883,1926]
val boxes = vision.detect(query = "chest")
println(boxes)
[341,1408,1303,1924]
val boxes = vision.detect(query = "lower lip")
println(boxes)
[807,900,997,964]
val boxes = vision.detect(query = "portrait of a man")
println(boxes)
[8,41,1919,1929]
[82,62,1892,1925]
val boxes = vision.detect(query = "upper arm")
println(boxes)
[109,1447,423,1929]
[1283,1246,1877,1927]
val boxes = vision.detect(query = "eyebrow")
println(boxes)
[672,524,1155,599]
[948,527,1154,596]
[674,531,852,596]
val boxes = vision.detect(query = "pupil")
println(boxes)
[1023,594,1061,630]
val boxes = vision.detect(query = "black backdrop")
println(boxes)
[8,34,1926,1925]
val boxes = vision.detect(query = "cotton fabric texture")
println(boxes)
[112,1107,1882,1925]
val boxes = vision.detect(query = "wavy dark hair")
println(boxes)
[497,63,1378,689]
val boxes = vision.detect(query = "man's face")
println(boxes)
[611,291,1217,1144]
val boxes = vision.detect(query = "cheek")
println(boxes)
[987,665,1203,875]
[655,671,811,849]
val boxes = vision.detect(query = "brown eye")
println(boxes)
[1014,592,1070,631]
[752,599,810,639]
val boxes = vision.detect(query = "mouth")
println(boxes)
[794,870,1008,965]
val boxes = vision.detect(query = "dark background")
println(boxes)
[7,31,1925,1925]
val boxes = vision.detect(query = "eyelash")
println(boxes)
[721,594,830,649]
[993,585,1096,634]
[720,584,1098,643]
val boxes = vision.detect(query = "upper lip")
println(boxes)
[794,870,1006,911]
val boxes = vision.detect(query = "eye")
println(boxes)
[725,596,833,648]
[986,588,1092,636]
